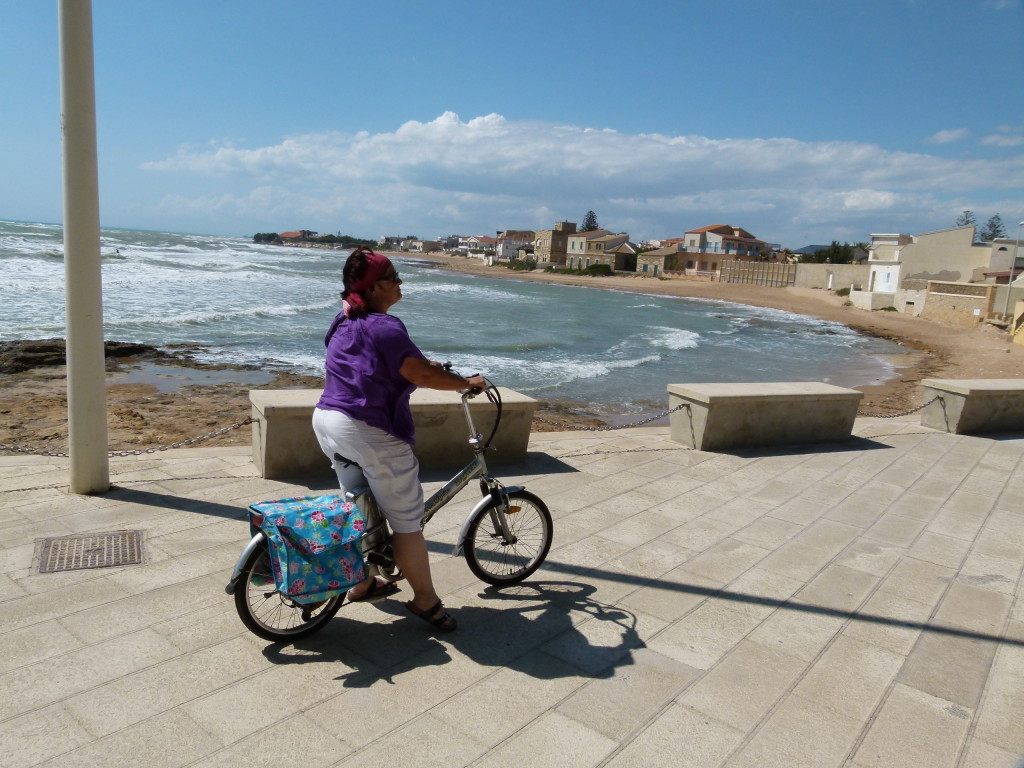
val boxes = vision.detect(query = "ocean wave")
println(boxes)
[111,299,336,328]
[646,326,701,350]
[183,347,327,376]
[405,282,531,303]
[429,351,662,390]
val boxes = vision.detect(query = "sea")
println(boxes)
[0,220,904,422]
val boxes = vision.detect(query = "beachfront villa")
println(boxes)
[565,230,635,269]
[682,224,767,258]
[534,221,577,265]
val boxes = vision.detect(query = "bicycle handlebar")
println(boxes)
[442,361,486,398]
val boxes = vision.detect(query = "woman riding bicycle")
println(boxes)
[312,246,484,632]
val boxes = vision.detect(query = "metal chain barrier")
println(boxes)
[0,416,254,458]
[533,402,691,432]
[857,396,941,419]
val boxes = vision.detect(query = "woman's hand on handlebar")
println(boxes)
[464,374,487,394]
[400,357,487,393]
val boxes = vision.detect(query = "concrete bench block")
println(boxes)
[250,388,540,479]
[920,379,1024,434]
[667,382,864,451]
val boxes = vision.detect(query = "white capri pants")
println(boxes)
[311,407,424,534]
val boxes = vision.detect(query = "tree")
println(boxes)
[979,214,1006,242]
[581,210,600,232]
[956,210,976,227]
[800,241,854,264]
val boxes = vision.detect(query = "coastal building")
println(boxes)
[378,235,404,250]
[683,224,766,258]
[637,245,686,276]
[985,237,1024,284]
[534,221,577,265]
[600,239,639,271]
[495,230,535,262]
[565,234,637,270]
[850,225,993,316]
[436,235,463,251]
[408,240,441,253]
[647,237,686,250]
[565,229,614,268]
[466,235,496,258]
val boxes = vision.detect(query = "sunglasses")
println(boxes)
[380,272,401,283]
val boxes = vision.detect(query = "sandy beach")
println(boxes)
[2,253,1023,455]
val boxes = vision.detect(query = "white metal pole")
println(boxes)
[59,0,109,494]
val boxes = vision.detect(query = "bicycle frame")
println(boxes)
[420,388,523,553]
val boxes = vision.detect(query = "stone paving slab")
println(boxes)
[0,420,1022,767]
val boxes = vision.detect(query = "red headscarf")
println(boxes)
[343,251,393,317]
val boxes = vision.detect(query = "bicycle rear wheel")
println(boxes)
[464,490,552,585]
[234,540,344,642]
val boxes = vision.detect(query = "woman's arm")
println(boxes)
[400,356,486,391]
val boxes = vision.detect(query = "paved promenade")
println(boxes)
[1,418,1022,767]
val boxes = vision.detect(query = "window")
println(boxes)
[653,265,659,275]
[642,264,649,273]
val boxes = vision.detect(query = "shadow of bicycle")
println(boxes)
[261,580,644,688]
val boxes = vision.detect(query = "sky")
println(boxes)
[2,1,1023,248]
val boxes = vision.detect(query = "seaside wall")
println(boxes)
[920,281,995,328]
[793,263,868,291]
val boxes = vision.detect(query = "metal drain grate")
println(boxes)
[38,530,143,573]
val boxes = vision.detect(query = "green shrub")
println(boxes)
[835,287,850,297]
[881,306,897,311]
[582,263,613,276]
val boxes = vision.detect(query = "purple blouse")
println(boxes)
[316,311,425,444]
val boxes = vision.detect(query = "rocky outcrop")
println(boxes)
[0,339,173,374]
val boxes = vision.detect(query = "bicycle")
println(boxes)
[226,377,553,642]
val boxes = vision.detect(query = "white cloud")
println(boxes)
[925,128,969,144]
[981,132,1024,147]
[141,112,1024,245]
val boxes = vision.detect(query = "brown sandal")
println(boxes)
[406,600,457,632]
[347,577,399,603]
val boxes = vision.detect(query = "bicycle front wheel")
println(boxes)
[234,540,344,642]
[464,490,553,585]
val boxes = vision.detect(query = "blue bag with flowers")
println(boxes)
[248,494,367,604]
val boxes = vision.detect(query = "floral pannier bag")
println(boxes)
[248,494,367,604]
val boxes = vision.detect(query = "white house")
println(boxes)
[494,230,535,261]
[852,225,992,314]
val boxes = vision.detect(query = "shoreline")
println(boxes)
[3,257,1023,453]
[395,250,1024,415]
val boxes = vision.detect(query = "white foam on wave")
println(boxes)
[405,282,530,303]
[646,326,701,350]
[112,299,336,328]
[429,350,661,390]
[186,347,327,376]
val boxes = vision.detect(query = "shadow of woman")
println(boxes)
[261,580,645,687]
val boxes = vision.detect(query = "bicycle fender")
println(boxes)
[452,486,526,555]
[225,532,266,595]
